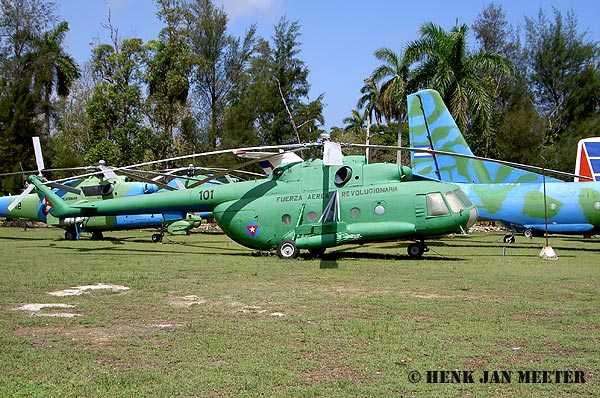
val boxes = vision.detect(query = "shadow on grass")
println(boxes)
[0,235,55,241]
[435,240,600,254]
[61,239,469,261]
[303,246,466,263]
[65,243,251,256]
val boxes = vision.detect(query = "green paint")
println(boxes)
[523,191,562,218]
[416,164,433,176]
[515,173,542,183]
[580,188,600,224]
[471,185,516,214]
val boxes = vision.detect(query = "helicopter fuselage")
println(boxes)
[29,156,477,257]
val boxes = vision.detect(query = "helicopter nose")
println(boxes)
[467,207,478,228]
[0,196,11,216]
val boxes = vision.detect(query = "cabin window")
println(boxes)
[350,207,361,218]
[374,204,385,216]
[282,214,291,225]
[444,191,465,212]
[307,211,318,222]
[427,192,450,216]
[594,202,600,210]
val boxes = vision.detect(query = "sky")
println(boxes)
[56,0,599,131]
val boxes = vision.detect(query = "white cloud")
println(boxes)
[219,0,283,21]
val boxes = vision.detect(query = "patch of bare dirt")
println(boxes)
[15,321,184,348]
[14,303,80,318]
[48,283,130,297]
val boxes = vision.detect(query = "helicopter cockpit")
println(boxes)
[427,189,477,228]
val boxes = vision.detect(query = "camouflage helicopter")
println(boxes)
[0,138,214,241]
[407,89,600,242]
[26,140,478,259]
[0,163,210,242]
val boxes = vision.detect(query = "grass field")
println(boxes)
[0,225,598,397]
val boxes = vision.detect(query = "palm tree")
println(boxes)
[34,21,81,137]
[404,22,512,135]
[338,109,366,154]
[357,78,382,163]
[370,47,411,164]
[342,109,366,132]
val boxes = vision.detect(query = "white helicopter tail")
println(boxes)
[574,137,600,182]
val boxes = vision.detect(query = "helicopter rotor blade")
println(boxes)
[148,166,266,180]
[0,166,93,178]
[0,169,37,177]
[185,148,307,189]
[7,184,35,211]
[47,182,81,195]
[0,137,45,178]
[115,168,178,191]
[5,180,81,212]
[342,143,591,181]
[44,143,320,185]
[32,137,45,176]
[132,168,233,184]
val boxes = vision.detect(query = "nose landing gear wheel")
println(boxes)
[407,242,427,259]
[277,240,299,259]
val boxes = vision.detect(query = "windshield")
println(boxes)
[427,192,450,216]
[454,188,474,208]
[444,191,465,212]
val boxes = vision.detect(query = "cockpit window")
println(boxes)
[81,184,113,196]
[454,189,474,207]
[427,192,450,216]
[444,191,465,213]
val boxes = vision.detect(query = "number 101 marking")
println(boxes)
[199,189,214,200]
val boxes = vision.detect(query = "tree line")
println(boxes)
[342,4,599,169]
[0,0,598,193]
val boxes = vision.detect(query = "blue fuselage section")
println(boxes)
[459,182,600,234]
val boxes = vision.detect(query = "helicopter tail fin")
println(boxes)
[574,137,600,182]
[407,89,562,184]
[27,175,80,217]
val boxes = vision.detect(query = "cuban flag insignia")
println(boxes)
[41,195,53,215]
[245,222,260,238]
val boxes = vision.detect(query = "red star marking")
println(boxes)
[246,224,257,237]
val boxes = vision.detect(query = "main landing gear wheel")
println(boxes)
[151,233,163,243]
[407,242,427,259]
[91,231,104,240]
[64,228,77,241]
[523,229,533,239]
[277,240,299,259]
[503,234,516,244]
